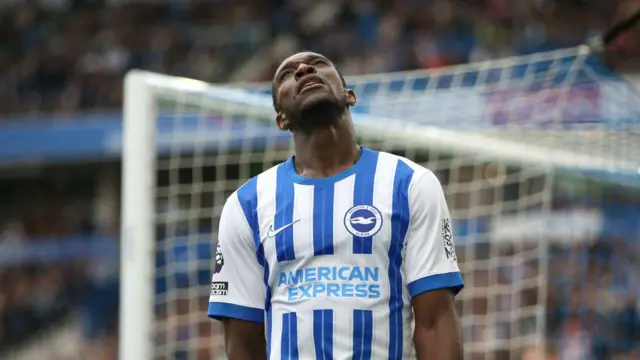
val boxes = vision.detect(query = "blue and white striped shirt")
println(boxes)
[208,147,464,360]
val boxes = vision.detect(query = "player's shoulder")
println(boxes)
[232,163,281,205]
[375,150,433,181]
[223,164,280,229]
[374,150,443,201]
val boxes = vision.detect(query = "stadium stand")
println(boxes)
[0,0,637,116]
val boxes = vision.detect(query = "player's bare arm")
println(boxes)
[405,169,464,359]
[222,319,267,360]
[412,289,463,360]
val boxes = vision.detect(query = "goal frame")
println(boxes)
[120,71,157,360]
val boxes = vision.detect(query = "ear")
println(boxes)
[276,112,289,131]
[346,89,357,107]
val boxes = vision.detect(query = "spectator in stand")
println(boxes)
[0,0,636,117]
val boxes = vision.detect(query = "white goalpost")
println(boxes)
[120,45,640,360]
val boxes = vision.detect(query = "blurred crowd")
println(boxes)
[0,1,639,360]
[0,166,120,358]
[0,0,638,117]
[543,197,640,359]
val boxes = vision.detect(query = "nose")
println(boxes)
[294,63,316,80]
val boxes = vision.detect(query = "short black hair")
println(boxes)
[271,68,348,112]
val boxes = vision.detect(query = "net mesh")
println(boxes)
[140,46,640,360]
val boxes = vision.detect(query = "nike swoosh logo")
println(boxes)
[266,219,300,238]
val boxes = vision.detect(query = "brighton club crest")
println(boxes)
[213,242,224,274]
[344,205,383,237]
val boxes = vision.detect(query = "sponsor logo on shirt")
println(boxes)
[278,266,381,301]
[441,218,456,261]
[210,281,228,296]
[266,219,301,238]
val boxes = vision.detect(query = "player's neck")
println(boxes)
[292,115,360,179]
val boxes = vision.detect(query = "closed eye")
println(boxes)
[312,58,328,66]
[278,69,293,81]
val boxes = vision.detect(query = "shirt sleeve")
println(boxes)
[405,170,464,299]
[207,192,265,323]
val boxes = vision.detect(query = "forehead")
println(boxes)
[274,52,333,77]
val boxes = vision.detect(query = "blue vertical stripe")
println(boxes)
[313,309,334,360]
[281,312,299,360]
[388,160,414,359]
[236,177,259,234]
[261,246,272,357]
[352,309,373,360]
[237,178,271,356]
[275,165,296,262]
[313,185,335,255]
[352,150,379,254]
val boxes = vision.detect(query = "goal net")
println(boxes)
[119,45,640,360]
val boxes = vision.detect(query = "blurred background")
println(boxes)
[0,1,639,360]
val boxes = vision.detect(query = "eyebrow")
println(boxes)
[275,54,330,82]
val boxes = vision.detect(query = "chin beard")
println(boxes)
[291,95,346,134]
